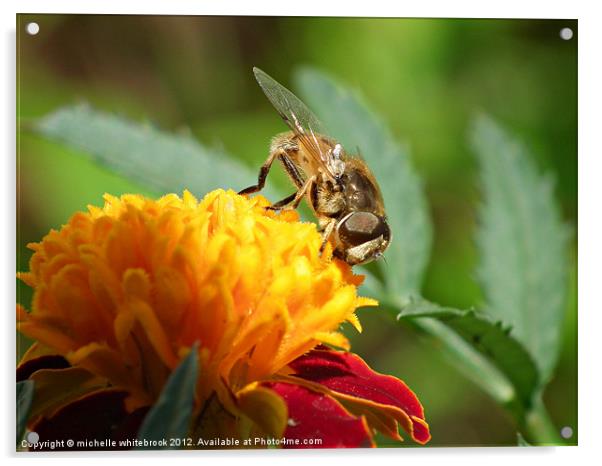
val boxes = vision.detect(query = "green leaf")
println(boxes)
[472,115,571,383]
[34,104,282,200]
[294,68,432,301]
[517,432,531,446]
[137,342,199,449]
[17,380,35,445]
[397,300,539,412]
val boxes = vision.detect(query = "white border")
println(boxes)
[7,0,581,18]
[3,1,598,465]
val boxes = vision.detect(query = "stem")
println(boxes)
[523,396,562,445]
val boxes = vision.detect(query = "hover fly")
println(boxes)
[239,67,390,265]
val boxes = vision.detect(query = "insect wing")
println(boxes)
[253,67,337,179]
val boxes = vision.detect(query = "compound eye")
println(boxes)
[338,212,389,247]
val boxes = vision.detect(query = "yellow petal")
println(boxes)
[17,271,36,287]
[314,331,350,350]
[131,299,179,368]
[17,189,381,423]
[122,268,151,301]
[346,312,363,333]
[17,341,59,366]
[29,367,107,419]
[67,342,134,393]
[236,383,287,437]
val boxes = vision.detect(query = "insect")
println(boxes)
[239,67,390,265]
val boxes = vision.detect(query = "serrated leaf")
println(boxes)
[294,68,432,301]
[34,104,282,200]
[397,300,539,412]
[472,115,570,383]
[17,380,35,445]
[137,343,199,449]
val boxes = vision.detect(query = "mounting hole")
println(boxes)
[559,27,573,40]
[560,426,573,439]
[26,431,39,444]
[26,22,40,35]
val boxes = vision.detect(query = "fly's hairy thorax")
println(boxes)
[270,132,385,221]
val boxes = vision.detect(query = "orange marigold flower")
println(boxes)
[17,189,430,448]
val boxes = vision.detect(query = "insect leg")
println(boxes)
[269,191,297,209]
[265,152,306,208]
[319,219,337,256]
[238,148,283,195]
[267,175,316,211]
[279,153,304,189]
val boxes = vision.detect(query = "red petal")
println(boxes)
[17,355,70,382]
[264,382,374,448]
[31,389,147,450]
[288,347,431,444]
[112,406,150,444]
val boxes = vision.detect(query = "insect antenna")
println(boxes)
[380,253,389,268]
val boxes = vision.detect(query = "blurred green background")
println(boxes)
[16,15,577,447]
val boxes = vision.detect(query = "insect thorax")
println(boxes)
[341,167,383,213]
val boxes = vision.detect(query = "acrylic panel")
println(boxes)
[16,14,577,451]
